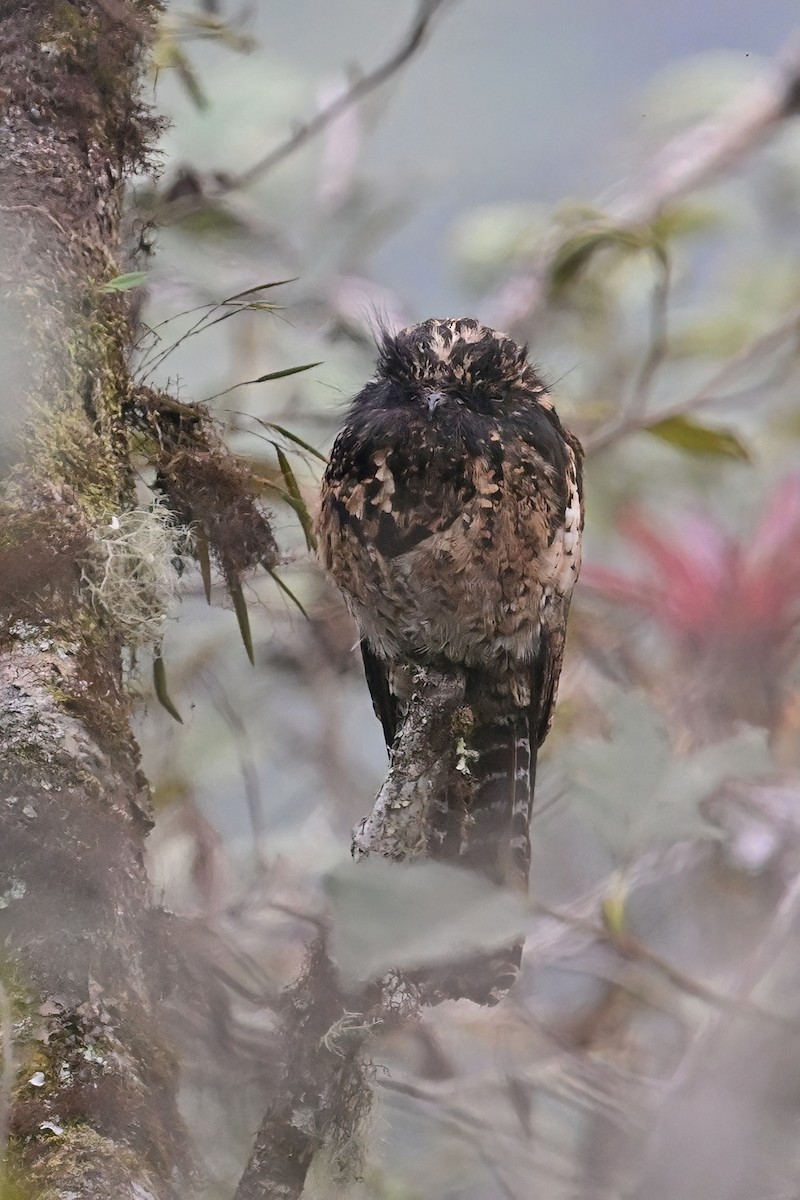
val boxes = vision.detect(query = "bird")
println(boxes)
[317,317,583,1002]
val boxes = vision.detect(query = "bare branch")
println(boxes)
[585,300,800,454]
[491,33,800,331]
[534,903,800,1032]
[667,868,800,1096]
[623,248,672,418]
[611,34,800,226]
[225,0,450,193]
[234,940,416,1200]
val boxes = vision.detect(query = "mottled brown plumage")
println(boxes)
[318,317,583,1002]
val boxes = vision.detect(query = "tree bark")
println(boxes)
[0,2,190,1196]
[351,667,468,862]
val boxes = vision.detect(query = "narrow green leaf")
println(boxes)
[149,282,295,330]
[260,479,318,534]
[268,568,309,619]
[275,446,316,551]
[550,227,644,289]
[250,362,322,383]
[229,578,254,665]
[174,48,208,110]
[196,308,275,337]
[266,423,328,463]
[650,202,722,242]
[223,279,298,303]
[101,271,148,293]
[645,414,750,460]
[205,362,322,403]
[153,651,183,724]
[195,526,212,603]
[139,284,296,380]
[601,875,629,941]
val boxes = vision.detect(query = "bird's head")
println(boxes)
[373,317,550,418]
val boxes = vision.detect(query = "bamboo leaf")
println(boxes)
[194,308,272,336]
[195,526,212,603]
[550,227,645,289]
[275,446,316,551]
[146,281,295,331]
[223,279,297,303]
[173,47,208,110]
[249,362,322,382]
[266,423,328,463]
[645,414,750,460]
[268,568,309,619]
[601,875,629,941]
[205,362,322,403]
[153,651,184,724]
[138,282,296,380]
[259,479,318,536]
[229,578,254,665]
[101,271,148,293]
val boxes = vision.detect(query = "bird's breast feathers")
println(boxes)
[319,397,582,666]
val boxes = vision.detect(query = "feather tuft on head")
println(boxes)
[378,318,543,393]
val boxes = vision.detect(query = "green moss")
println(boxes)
[4,995,188,1183]
[0,961,35,1029]
[37,0,93,61]
[5,1125,155,1199]
[25,295,134,522]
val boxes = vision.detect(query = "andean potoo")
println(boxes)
[318,318,583,1001]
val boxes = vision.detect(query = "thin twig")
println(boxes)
[534,902,800,1032]
[611,33,800,227]
[138,291,286,382]
[217,0,450,193]
[491,33,800,332]
[585,300,800,454]
[377,1076,578,1186]
[380,1062,642,1151]
[202,671,264,846]
[669,868,800,1094]
[623,248,672,419]
[627,868,800,1191]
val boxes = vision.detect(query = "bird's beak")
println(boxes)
[426,391,444,415]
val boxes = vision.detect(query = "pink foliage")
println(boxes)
[582,477,800,652]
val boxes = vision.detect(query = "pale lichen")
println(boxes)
[81,499,186,646]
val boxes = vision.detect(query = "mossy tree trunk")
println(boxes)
[0,2,190,1196]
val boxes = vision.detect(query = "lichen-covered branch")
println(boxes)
[234,670,470,1198]
[234,941,409,1200]
[352,667,468,862]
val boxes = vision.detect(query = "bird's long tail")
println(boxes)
[425,707,535,1006]
[460,710,534,891]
